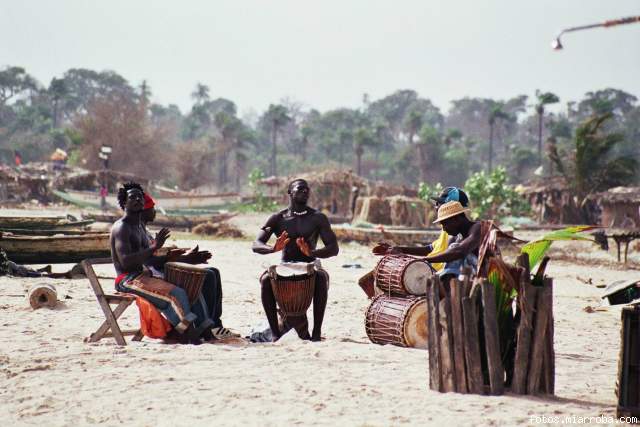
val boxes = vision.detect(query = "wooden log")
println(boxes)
[439,296,456,392]
[542,278,555,395]
[450,278,468,393]
[461,266,473,297]
[462,291,484,394]
[511,271,539,394]
[28,284,58,309]
[427,277,443,391]
[527,278,553,395]
[480,279,504,395]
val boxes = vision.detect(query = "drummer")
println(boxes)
[252,178,339,342]
[372,187,470,270]
[140,190,238,341]
[111,182,236,343]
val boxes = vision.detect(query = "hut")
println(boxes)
[591,187,640,228]
[516,177,573,224]
[258,170,418,221]
[259,170,367,220]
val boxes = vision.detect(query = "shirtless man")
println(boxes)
[252,179,339,341]
[110,182,233,343]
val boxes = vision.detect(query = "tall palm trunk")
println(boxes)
[270,124,278,177]
[488,122,494,172]
[537,108,543,166]
[418,144,428,182]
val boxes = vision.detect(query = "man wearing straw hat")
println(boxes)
[425,200,482,285]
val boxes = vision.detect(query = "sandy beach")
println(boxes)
[1,215,637,426]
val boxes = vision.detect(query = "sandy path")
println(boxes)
[0,234,635,426]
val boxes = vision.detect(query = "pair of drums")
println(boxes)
[365,255,433,349]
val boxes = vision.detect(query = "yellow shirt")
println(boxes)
[427,229,449,271]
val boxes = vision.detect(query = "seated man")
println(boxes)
[425,201,483,284]
[139,192,235,340]
[252,179,339,342]
[110,182,233,343]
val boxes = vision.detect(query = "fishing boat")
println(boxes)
[53,189,242,211]
[83,211,236,229]
[0,233,110,264]
[0,215,93,230]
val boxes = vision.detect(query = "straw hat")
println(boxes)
[433,201,469,223]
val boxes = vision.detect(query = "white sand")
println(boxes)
[0,219,637,426]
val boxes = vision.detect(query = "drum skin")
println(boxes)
[365,295,428,349]
[374,255,432,296]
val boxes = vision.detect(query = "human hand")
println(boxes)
[183,245,212,264]
[166,248,187,262]
[272,231,290,253]
[372,242,390,255]
[296,237,312,257]
[153,228,170,250]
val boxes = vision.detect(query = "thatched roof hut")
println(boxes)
[258,170,417,219]
[516,177,573,224]
[590,187,640,228]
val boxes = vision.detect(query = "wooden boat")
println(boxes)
[54,189,241,211]
[0,215,93,230]
[0,228,106,236]
[0,233,110,264]
[84,212,236,229]
[332,224,441,246]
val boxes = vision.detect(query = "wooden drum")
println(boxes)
[268,263,316,317]
[165,262,208,304]
[375,254,433,296]
[365,295,428,349]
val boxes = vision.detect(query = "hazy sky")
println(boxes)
[1,1,639,116]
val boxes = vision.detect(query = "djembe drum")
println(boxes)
[375,254,433,296]
[365,295,428,349]
[268,263,316,317]
[165,262,208,304]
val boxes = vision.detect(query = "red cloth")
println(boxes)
[135,297,172,339]
[115,273,171,339]
[143,193,155,210]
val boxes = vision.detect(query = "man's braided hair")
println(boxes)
[117,182,144,210]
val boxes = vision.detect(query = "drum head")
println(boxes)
[274,263,314,277]
[403,299,428,349]
[402,261,431,295]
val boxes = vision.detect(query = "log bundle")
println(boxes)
[426,265,555,396]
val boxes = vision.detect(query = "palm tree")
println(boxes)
[549,113,637,222]
[265,104,291,177]
[300,125,313,162]
[488,104,511,172]
[353,127,375,176]
[191,83,210,106]
[535,90,560,166]
[404,109,424,146]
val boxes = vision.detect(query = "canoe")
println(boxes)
[0,228,107,236]
[0,233,110,264]
[53,189,241,211]
[0,215,93,230]
[332,225,441,246]
[84,212,236,229]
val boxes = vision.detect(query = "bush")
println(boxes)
[464,167,530,220]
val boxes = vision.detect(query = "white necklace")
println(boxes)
[292,209,308,216]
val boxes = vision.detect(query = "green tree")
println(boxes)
[464,167,530,220]
[534,90,560,165]
[488,104,513,172]
[353,127,375,176]
[264,104,291,177]
[549,113,637,221]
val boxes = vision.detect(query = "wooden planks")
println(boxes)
[480,279,504,395]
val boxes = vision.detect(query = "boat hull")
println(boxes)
[1,234,111,264]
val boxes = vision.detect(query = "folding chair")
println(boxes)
[82,257,143,345]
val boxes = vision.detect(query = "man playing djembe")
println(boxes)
[252,179,339,342]
[111,182,235,343]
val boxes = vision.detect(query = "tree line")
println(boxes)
[0,65,638,193]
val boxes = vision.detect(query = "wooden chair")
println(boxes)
[82,257,143,346]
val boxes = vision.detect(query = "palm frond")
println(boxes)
[520,225,597,268]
